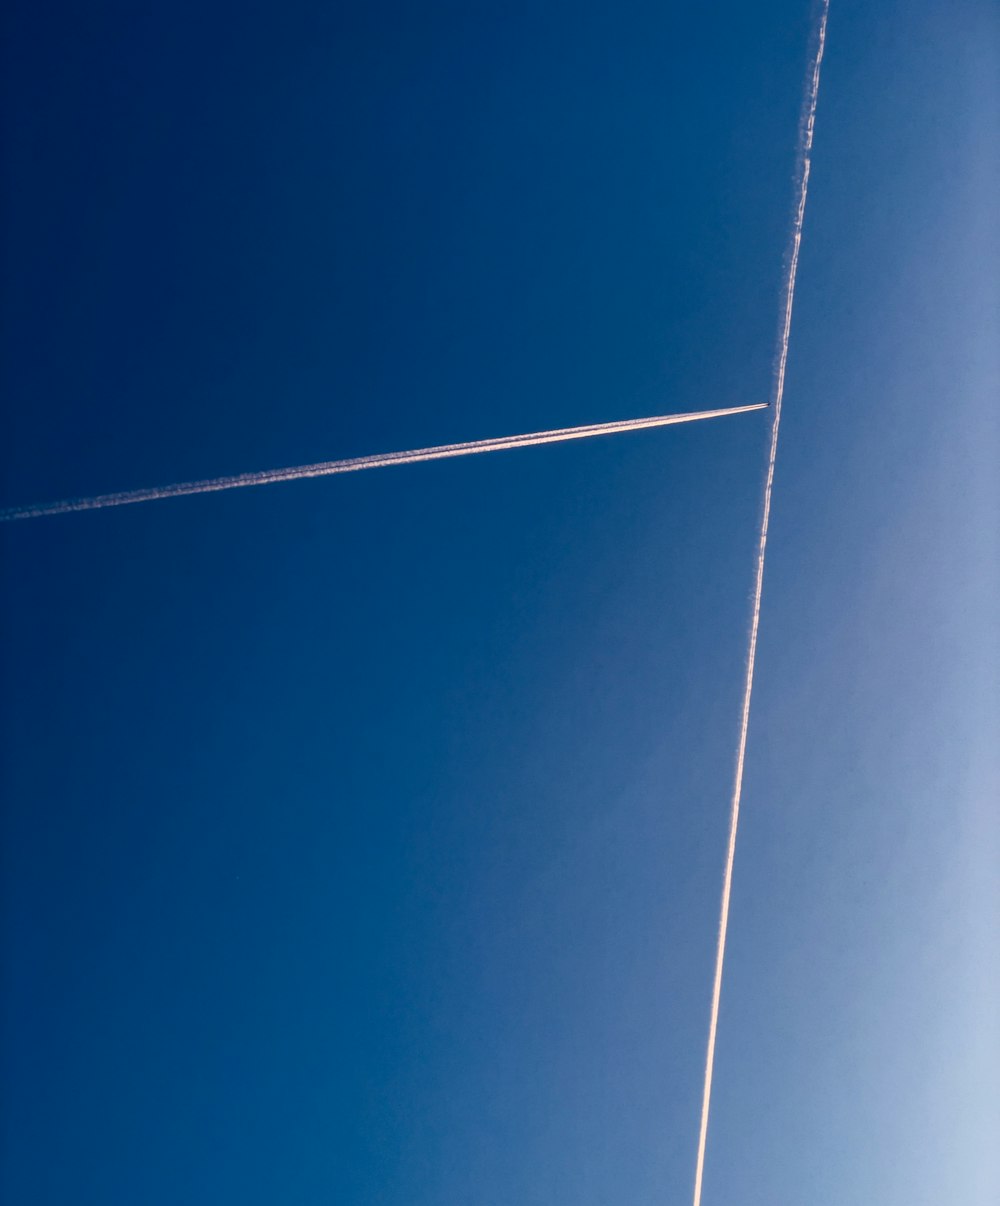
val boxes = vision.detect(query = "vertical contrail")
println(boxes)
[0,403,765,522]
[690,5,830,1205]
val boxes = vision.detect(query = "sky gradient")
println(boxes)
[2,1,997,1203]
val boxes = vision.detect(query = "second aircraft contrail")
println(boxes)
[689,5,830,1206]
[1,403,765,522]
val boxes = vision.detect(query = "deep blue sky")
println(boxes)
[2,1,997,1203]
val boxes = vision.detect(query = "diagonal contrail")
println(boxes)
[690,5,830,1206]
[0,403,765,522]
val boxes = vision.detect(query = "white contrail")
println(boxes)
[0,403,765,522]
[690,5,829,1206]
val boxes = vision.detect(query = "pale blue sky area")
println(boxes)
[1,1,997,1203]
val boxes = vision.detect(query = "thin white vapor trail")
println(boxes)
[0,403,765,522]
[690,5,830,1206]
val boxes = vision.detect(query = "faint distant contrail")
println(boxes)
[690,5,830,1206]
[0,403,765,522]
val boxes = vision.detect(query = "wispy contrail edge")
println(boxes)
[690,5,830,1206]
[0,403,765,522]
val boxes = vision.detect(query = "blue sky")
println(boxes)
[1,1,997,1203]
